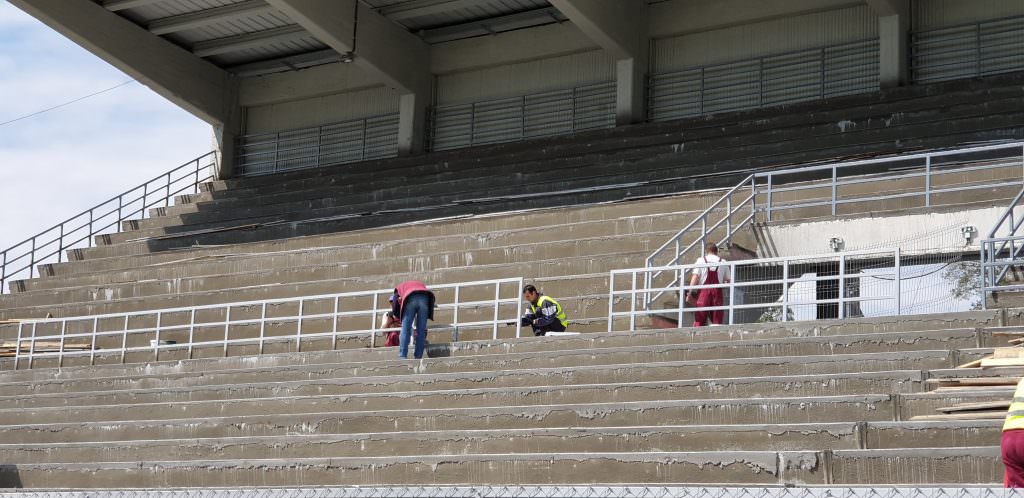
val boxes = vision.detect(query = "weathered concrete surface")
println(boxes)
[864,420,1002,449]
[0,424,862,463]
[0,395,896,441]
[0,350,958,398]
[829,447,1002,484]
[0,451,825,487]
[0,370,925,410]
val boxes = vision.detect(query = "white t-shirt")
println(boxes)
[692,254,728,284]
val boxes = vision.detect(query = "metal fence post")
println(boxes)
[894,248,902,316]
[630,271,638,332]
[223,306,232,357]
[120,315,129,364]
[258,302,267,355]
[515,278,524,338]
[165,172,172,207]
[153,311,162,362]
[831,166,838,216]
[782,260,790,322]
[452,286,460,343]
[89,317,98,366]
[728,263,736,325]
[838,254,846,320]
[980,244,989,311]
[925,155,932,208]
[188,309,196,360]
[13,323,22,370]
[607,273,615,333]
[294,300,303,353]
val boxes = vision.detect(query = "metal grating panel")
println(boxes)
[366,0,551,31]
[236,114,401,176]
[429,81,616,152]
[648,39,879,122]
[911,15,1024,84]
[112,0,247,24]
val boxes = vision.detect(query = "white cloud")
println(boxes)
[0,2,213,262]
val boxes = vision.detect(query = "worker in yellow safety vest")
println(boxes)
[1003,377,1024,487]
[520,284,568,336]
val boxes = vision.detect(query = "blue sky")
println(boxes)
[0,1,212,250]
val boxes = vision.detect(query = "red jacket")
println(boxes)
[393,280,436,320]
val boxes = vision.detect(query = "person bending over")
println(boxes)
[520,284,568,336]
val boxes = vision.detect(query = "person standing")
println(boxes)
[520,285,568,336]
[391,280,436,359]
[1002,377,1024,487]
[688,243,729,327]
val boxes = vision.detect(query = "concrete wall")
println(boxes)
[245,85,400,134]
[651,4,878,72]
[912,0,1024,30]
[756,206,1023,258]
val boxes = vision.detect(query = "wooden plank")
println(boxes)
[910,411,1007,421]
[982,358,1024,368]
[937,400,1011,413]
[957,358,985,369]
[930,377,1022,386]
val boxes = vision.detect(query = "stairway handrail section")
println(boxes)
[646,142,1024,308]
[0,151,218,293]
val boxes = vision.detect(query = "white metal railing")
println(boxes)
[8,278,523,370]
[613,249,902,332]
[1,152,217,294]
[645,142,1024,308]
[980,183,1024,299]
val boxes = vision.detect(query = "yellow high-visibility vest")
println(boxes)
[531,295,568,327]
[1004,378,1024,431]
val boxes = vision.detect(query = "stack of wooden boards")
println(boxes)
[0,341,91,358]
[913,335,1024,421]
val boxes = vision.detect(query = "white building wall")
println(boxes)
[651,4,879,73]
[913,0,1024,30]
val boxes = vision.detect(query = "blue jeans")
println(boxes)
[399,293,429,359]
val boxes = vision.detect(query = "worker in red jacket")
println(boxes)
[391,280,436,359]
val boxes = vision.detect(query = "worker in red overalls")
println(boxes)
[687,243,729,327]
[1003,377,1024,487]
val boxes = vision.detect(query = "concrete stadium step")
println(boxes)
[0,394,900,441]
[90,105,1024,255]
[0,334,991,420]
[0,350,963,400]
[49,193,711,272]
[20,220,686,293]
[0,369,928,410]
[0,420,1000,464]
[898,388,1016,421]
[0,447,1003,487]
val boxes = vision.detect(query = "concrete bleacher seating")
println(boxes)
[0,312,1019,487]
[0,71,1023,489]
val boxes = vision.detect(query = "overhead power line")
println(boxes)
[0,79,136,128]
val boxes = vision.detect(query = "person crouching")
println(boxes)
[520,285,568,336]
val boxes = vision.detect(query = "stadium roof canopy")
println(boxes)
[97,0,567,77]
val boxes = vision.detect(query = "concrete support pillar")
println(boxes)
[398,91,429,155]
[616,56,647,125]
[868,0,910,88]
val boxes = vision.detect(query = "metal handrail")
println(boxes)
[0,152,217,293]
[10,277,524,369]
[645,142,1024,310]
[613,248,901,331]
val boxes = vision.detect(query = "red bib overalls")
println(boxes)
[694,257,724,327]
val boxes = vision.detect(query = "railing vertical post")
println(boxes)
[2,251,7,294]
[120,315,129,364]
[336,295,343,350]
[223,306,232,357]
[258,303,267,355]
[89,317,98,366]
[766,174,774,222]
[831,166,838,216]
[626,271,636,332]
[58,319,66,368]
[88,209,94,249]
[678,267,685,329]
[492,283,500,341]
[728,263,736,325]
[452,286,460,343]
[607,273,615,333]
[294,300,303,353]
[13,323,22,370]
[27,322,36,369]
[925,155,932,208]
[515,278,524,338]
[782,260,790,322]
[141,183,148,213]
[58,224,64,264]
[29,238,35,279]
[153,311,162,362]
[368,294,377,349]
[726,197,733,245]
[165,172,172,208]
[980,244,989,311]
[187,309,195,360]
[838,254,846,320]
[894,248,902,316]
